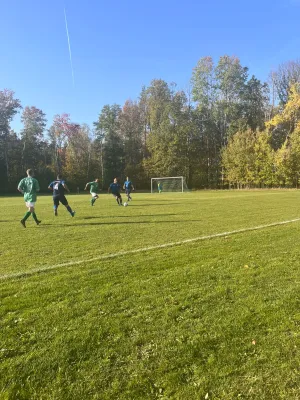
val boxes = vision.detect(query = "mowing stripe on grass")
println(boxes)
[1,217,300,281]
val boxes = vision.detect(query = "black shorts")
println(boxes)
[112,192,121,199]
[53,195,68,207]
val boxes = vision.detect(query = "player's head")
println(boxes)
[26,169,33,177]
[95,178,99,182]
[57,174,62,180]
[126,176,129,180]
[114,177,117,183]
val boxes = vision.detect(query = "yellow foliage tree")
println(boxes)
[267,84,300,186]
[266,83,300,133]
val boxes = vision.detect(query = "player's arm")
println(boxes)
[48,182,53,191]
[36,180,40,192]
[17,180,24,194]
[84,182,90,191]
[62,183,70,193]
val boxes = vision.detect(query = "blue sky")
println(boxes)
[1,0,300,132]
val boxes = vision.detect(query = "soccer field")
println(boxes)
[1,191,300,399]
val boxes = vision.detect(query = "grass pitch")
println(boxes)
[0,191,299,399]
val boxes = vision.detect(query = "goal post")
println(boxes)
[150,176,188,193]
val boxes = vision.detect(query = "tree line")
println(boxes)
[1,55,300,193]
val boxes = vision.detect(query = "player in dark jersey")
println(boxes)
[123,177,134,202]
[48,175,75,217]
[108,177,123,206]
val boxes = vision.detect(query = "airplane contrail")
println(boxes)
[64,7,75,87]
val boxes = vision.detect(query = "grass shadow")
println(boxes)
[130,203,183,207]
[82,213,179,220]
[42,219,200,227]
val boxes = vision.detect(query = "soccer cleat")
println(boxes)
[71,211,76,217]
[20,219,26,228]
[54,209,58,216]
[36,220,42,226]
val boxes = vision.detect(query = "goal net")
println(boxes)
[151,176,189,193]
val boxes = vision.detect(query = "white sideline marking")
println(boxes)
[1,217,300,282]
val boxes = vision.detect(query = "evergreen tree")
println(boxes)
[0,89,22,190]
[119,100,144,186]
[20,106,47,172]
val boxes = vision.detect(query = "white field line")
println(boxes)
[1,217,300,282]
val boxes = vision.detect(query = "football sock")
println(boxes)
[32,212,38,223]
[23,211,31,221]
[66,205,73,215]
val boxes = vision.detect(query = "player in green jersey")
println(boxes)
[17,169,41,228]
[158,182,162,193]
[84,178,100,206]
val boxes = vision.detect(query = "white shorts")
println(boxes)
[91,192,98,198]
[25,201,35,208]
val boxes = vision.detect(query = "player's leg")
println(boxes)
[91,193,98,206]
[114,194,120,205]
[30,204,41,225]
[20,202,31,227]
[62,196,75,217]
[53,196,59,216]
[118,193,123,206]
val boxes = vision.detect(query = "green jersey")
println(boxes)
[18,177,40,202]
[88,181,99,194]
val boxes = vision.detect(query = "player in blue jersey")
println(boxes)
[48,174,75,217]
[123,176,134,202]
[108,177,123,206]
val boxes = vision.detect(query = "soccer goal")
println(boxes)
[151,176,189,193]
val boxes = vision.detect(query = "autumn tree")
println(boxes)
[222,129,256,188]
[272,60,300,105]
[268,84,300,186]
[48,114,78,174]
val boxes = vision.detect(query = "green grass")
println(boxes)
[0,191,300,399]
